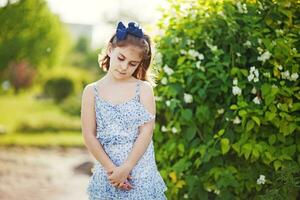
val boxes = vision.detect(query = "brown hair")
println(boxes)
[98,33,157,86]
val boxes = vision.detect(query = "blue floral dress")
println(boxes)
[86,80,167,200]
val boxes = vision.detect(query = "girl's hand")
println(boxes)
[107,165,133,189]
[107,171,133,190]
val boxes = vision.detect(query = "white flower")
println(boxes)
[206,42,218,52]
[217,108,224,114]
[232,86,242,96]
[292,48,297,54]
[184,93,193,103]
[250,66,256,73]
[233,78,238,85]
[258,38,262,44]
[155,96,162,101]
[172,37,180,43]
[163,65,174,76]
[161,77,168,85]
[254,69,259,77]
[233,116,241,124]
[257,51,272,63]
[243,40,252,48]
[236,52,241,57]
[217,11,226,18]
[196,61,201,69]
[290,73,299,81]
[281,70,290,79]
[247,73,254,82]
[180,50,186,55]
[187,39,194,45]
[248,66,259,82]
[253,96,261,104]
[188,49,204,60]
[214,189,220,195]
[257,47,264,54]
[183,194,189,199]
[166,100,171,107]
[188,49,198,59]
[257,175,266,185]
[198,53,204,60]
[236,2,248,13]
[278,65,283,70]
[196,61,206,72]
[154,52,163,65]
[171,127,178,133]
[251,87,257,94]
[161,125,168,132]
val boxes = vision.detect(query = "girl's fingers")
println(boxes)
[118,182,124,189]
[127,175,133,180]
[112,182,119,187]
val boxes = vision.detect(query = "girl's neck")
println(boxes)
[103,73,136,84]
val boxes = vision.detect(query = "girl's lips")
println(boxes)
[118,71,126,75]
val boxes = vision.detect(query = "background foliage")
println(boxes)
[153,0,300,199]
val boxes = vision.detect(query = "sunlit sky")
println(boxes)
[46,0,167,47]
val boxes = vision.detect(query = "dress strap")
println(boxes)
[93,81,99,100]
[135,80,141,102]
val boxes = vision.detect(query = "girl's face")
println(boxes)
[107,44,143,80]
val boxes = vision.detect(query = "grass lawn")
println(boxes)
[0,90,84,148]
[0,132,84,148]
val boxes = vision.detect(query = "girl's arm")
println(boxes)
[123,81,156,170]
[81,84,116,172]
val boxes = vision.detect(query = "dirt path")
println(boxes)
[0,147,94,200]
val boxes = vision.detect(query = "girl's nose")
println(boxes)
[120,62,128,70]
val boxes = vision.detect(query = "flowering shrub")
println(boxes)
[153,0,300,199]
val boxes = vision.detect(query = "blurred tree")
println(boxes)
[0,0,70,89]
[74,36,90,54]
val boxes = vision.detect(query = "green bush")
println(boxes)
[59,95,82,116]
[17,116,81,133]
[154,0,300,199]
[43,77,74,102]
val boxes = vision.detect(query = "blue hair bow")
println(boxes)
[116,21,144,41]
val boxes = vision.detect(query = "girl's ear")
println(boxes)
[107,43,113,57]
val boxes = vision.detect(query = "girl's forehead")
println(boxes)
[114,45,143,61]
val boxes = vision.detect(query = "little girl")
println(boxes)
[81,21,167,199]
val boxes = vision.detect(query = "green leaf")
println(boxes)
[261,83,271,97]
[230,104,238,110]
[178,143,185,154]
[268,135,276,145]
[238,110,247,117]
[185,125,196,142]
[220,138,230,155]
[251,148,260,162]
[251,116,260,126]
[265,111,276,121]
[218,129,225,137]
[241,143,252,160]
[181,109,193,121]
[246,120,255,132]
[273,160,281,171]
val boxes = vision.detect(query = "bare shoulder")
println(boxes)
[139,80,154,93]
[82,82,96,100]
[139,80,155,114]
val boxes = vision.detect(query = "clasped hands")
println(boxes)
[107,163,134,191]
